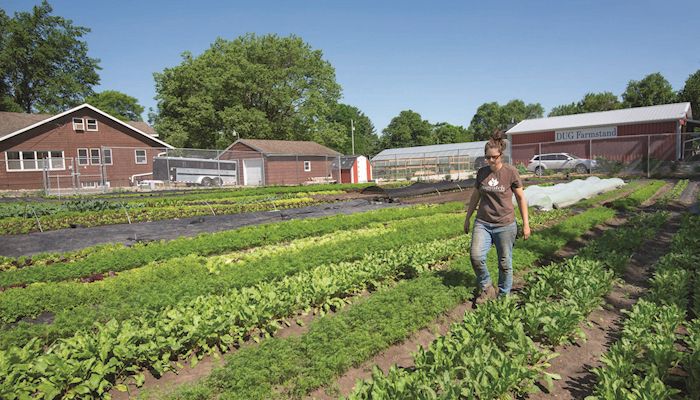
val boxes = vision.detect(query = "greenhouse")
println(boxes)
[371,141,510,181]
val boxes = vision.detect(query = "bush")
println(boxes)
[515,163,528,175]
[595,156,624,175]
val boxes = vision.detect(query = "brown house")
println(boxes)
[221,139,342,186]
[0,104,172,190]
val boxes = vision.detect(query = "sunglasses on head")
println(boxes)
[484,154,501,160]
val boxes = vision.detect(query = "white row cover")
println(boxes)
[519,176,625,211]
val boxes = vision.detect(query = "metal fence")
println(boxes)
[370,150,511,182]
[510,132,687,177]
[34,146,347,195]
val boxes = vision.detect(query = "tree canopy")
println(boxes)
[380,110,433,149]
[0,1,100,113]
[432,122,473,145]
[86,90,144,121]
[622,72,676,107]
[468,100,543,141]
[678,69,700,120]
[153,33,342,149]
[327,103,379,156]
[548,91,621,116]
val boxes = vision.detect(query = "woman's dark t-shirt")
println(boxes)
[474,164,522,225]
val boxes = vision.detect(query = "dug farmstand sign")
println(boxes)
[555,126,617,142]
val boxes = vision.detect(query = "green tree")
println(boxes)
[678,69,700,119]
[468,100,543,141]
[549,102,579,117]
[432,122,472,144]
[86,90,144,121]
[327,103,379,156]
[380,110,433,149]
[0,1,100,113]
[622,72,676,107]
[153,33,341,149]
[548,91,621,116]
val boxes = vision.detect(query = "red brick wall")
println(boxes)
[0,109,166,190]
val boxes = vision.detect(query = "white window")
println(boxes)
[135,149,147,164]
[86,119,98,131]
[102,148,112,165]
[304,161,311,172]
[90,148,101,165]
[77,148,89,166]
[5,150,65,171]
[72,118,85,131]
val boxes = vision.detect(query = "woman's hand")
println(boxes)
[464,217,471,234]
[522,224,531,240]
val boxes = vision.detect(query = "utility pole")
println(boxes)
[351,119,355,155]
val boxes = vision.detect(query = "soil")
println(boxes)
[0,199,397,257]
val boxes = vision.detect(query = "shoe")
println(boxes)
[474,285,497,306]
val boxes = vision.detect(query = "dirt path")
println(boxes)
[527,211,682,399]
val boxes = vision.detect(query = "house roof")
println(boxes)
[372,141,490,162]
[507,102,693,135]
[331,155,360,169]
[230,139,342,156]
[0,104,172,148]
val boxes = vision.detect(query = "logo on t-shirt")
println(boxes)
[482,176,505,192]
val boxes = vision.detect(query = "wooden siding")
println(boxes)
[0,109,165,190]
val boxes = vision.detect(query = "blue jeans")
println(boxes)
[470,220,517,296]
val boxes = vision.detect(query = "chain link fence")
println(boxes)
[510,132,687,177]
[32,147,348,195]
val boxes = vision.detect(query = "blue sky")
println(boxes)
[5,0,700,133]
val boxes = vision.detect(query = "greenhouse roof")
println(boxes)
[372,141,489,161]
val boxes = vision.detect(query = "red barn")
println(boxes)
[506,102,693,166]
[0,104,172,190]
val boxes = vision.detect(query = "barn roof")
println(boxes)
[0,104,171,148]
[229,139,342,157]
[507,102,692,135]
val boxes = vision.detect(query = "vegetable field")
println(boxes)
[0,178,697,399]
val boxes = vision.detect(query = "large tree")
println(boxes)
[327,103,379,156]
[432,122,472,144]
[622,72,676,107]
[0,1,100,113]
[153,33,342,149]
[678,69,700,120]
[468,99,543,141]
[380,110,433,149]
[548,91,621,116]
[86,90,144,121]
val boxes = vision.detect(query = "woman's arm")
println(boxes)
[464,189,480,234]
[513,186,531,240]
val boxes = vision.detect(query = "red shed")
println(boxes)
[0,104,172,190]
[506,102,693,166]
[220,139,342,186]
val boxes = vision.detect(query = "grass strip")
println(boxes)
[160,207,615,400]
[608,179,666,210]
[0,203,462,288]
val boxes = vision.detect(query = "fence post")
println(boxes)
[647,135,651,178]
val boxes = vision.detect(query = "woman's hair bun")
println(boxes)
[485,129,507,153]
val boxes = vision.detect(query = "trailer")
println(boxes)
[153,156,238,186]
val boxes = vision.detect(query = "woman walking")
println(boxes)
[464,130,530,305]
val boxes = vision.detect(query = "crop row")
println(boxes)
[0,197,319,235]
[590,213,700,399]
[609,179,666,210]
[0,205,571,351]
[348,211,668,399]
[0,212,464,339]
[0,202,463,286]
[657,178,689,206]
[161,206,617,400]
[574,179,643,208]
[0,235,470,399]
